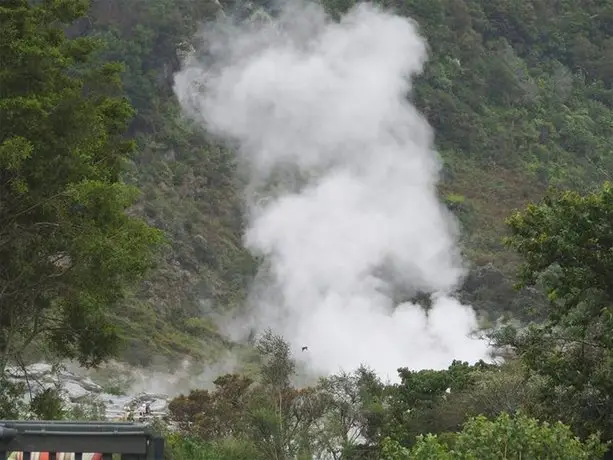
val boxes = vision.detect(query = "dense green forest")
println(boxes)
[4,0,613,458]
[83,0,613,362]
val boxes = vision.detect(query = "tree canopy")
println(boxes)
[382,413,607,460]
[0,0,162,370]
[501,182,613,442]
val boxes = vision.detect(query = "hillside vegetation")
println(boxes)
[85,0,613,360]
[6,0,613,458]
[3,0,613,365]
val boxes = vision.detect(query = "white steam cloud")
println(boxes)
[174,1,490,382]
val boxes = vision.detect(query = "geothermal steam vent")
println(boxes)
[173,1,490,381]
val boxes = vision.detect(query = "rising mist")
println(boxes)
[173,1,491,382]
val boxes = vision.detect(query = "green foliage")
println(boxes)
[168,333,367,460]
[313,0,613,321]
[0,0,162,369]
[66,397,107,421]
[29,387,65,420]
[501,182,613,442]
[69,0,258,363]
[380,360,494,447]
[5,0,613,458]
[0,376,26,419]
[448,413,607,459]
[65,0,613,361]
[0,373,103,421]
[506,182,613,319]
[165,334,609,459]
[382,434,452,460]
[162,178,613,458]
[256,329,296,390]
[165,434,261,460]
[382,413,607,460]
[38,0,613,363]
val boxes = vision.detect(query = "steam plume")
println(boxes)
[174,1,490,381]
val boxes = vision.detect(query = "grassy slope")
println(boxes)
[84,0,613,365]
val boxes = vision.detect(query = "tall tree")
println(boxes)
[0,0,162,371]
[504,182,613,441]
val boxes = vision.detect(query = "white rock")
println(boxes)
[27,363,54,378]
[150,398,168,412]
[5,362,172,422]
[74,376,103,393]
[62,381,90,401]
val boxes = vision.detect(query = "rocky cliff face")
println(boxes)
[5,363,170,422]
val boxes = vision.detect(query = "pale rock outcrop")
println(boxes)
[5,363,170,422]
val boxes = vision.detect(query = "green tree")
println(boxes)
[168,332,332,460]
[504,183,613,441]
[380,360,493,448]
[242,331,329,460]
[0,0,162,371]
[29,387,65,420]
[308,367,387,460]
[165,433,261,460]
[168,374,254,440]
[382,412,607,460]
[0,376,25,419]
[506,183,613,322]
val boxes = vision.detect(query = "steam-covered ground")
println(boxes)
[4,359,242,421]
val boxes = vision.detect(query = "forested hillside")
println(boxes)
[71,0,257,365]
[5,0,613,363]
[5,0,613,458]
[78,0,613,362]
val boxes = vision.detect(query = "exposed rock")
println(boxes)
[5,363,170,422]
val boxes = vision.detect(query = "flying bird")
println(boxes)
[301,346,308,351]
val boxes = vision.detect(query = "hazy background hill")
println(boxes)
[72,0,613,366]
